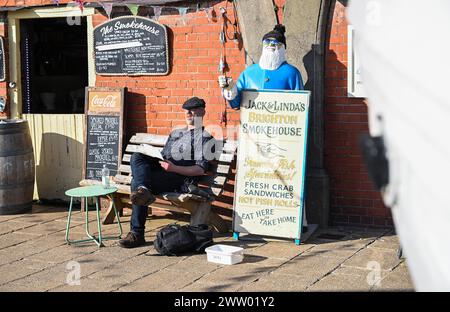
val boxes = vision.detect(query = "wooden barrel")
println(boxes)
[0,119,35,215]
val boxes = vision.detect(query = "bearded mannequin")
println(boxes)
[219,25,308,232]
[219,24,304,109]
[259,43,286,70]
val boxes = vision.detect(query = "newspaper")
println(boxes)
[138,144,164,160]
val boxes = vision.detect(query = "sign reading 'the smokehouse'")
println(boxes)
[94,16,169,76]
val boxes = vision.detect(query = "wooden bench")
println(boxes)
[80,133,237,233]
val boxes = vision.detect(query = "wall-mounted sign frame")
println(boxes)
[347,25,366,98]
[0,36,5,82]
[93,16,169,76]
[232,90,311,244]
[83,87,126,182]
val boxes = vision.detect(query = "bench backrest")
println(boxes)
[114,133,237,198]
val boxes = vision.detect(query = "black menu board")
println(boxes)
[85,115,120,180]
[93,16,169,75]
[0,37,5,81]
[83,87,125,181]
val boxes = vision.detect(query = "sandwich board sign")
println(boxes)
[232,90,310,244]
[83,87,125,182]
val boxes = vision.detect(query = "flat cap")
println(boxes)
[182,97,206,110]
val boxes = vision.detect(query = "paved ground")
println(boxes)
[0,204,414,292]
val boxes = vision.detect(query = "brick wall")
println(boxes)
[1,0,245,132]
[0,0,243,217]
[324,1,392,227]
[91,1,244,218]
[91,1,244,140]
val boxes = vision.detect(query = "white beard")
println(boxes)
[259,46,286,70]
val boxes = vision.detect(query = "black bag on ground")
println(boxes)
[187,224,214,253]
[154,223,213,256]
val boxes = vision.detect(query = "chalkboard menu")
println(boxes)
[84,87,125,181]
[93,16,169,76]
[85,115,120,180]
[0,37,5,82]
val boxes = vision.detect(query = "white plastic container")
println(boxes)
[205,244,244,265]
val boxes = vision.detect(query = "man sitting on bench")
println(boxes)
[119,97,215,248]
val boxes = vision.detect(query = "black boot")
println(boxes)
[130,186,156,206]
[119,232,146,248]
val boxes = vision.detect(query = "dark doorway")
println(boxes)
[20,17,88,114]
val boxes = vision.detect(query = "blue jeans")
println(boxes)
[130,153,186,236]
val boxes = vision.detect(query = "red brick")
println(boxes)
[151,119,172,127]
[324,2,390,227]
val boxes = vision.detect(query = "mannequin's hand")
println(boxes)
[218,75,229,88]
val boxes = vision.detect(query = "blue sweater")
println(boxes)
[228,62,304,108]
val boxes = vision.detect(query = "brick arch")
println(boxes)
[234,0,334,227]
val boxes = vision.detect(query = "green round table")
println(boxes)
[65,185,122,247]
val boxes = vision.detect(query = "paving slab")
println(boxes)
[182,281,241,292]
[165,253,222,275]
[372,262,415,291]
[206,239,268,251]
[272,254,344,280]
[341,227,391,240]
[307,272,373,291]
[303,238,372,259]
[193,262,275,287]
[0,232,38,250]
[6,255,112,292]
[85,252,183,289]
[240,254,286,268]
[369,234,401,251]
[16,220,68,236]
[306,256,391,292]
[0,215,22,223]
[24,243,98,265]
[0,234,66,266]
[0,220,37,235]
[0,260,45,286]
[117,268,204,291]
[49,277,120,292]
[92,244,150,262]
[15,211,72,224]
[331,265,389,278]
[14,249,125,292]
[245,241,315,260]
[0,263,79,291]
[238,273,309,292]
[342,246,402,271]
[64,221,102,235]
[0,204,414,292]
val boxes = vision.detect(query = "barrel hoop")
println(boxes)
[0,128,29,135]
[0,122,28,130]
[0,149,34,157]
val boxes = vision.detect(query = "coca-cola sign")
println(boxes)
[88,91,122,113]
[91,95,119,108]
